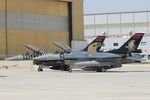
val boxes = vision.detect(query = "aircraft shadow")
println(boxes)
[106,70,150,73]
[70,70,150,73]
[0,76,8,77]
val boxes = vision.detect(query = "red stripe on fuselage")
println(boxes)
[133,34,144,37]
[96,37,106,39]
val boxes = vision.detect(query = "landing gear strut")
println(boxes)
[38,68,43,72]
[38,65,43,72]
[101,68,106,72]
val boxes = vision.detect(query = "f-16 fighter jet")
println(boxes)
[5,35,106,72]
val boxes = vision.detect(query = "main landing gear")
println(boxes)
[97,67,106,72]
[38,65,43,72]
[38,68,43,72]
[67,69,72,73]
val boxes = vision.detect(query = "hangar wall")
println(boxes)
[0,0,84,56]
[0,0,6,55]
[84,11,150,38]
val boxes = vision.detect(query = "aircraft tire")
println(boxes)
[101,68,106,72]
[68,69,72,73]
[38,68,43,72]
[97,67,106,72]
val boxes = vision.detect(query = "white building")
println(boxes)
[84,10,150,60]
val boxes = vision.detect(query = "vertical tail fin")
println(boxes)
[83,36,106,52]
[109,33,144,54]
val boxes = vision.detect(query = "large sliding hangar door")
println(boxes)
[0,0,72,55]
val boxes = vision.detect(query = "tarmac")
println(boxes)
[0,61,150,100]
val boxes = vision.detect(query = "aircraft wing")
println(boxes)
[126,56,145,62]
[74,60,100,67]
[73,58,122,67]
[24,44,41,52]
[54,42,71,53]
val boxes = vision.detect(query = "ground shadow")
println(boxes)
[68,70,150,73]
[107,70,150,73]
[0,76,8,77]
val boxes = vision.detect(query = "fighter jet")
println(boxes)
[34,35,106,71]
[5,35,106,71]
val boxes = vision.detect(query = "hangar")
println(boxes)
[0,0,84,56]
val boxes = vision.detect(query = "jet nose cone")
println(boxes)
[5,55,24,61]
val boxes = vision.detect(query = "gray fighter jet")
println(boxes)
[6,36,107,72]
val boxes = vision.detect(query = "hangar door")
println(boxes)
[5,0,72,55]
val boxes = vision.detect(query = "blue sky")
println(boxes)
[84,0,150,14]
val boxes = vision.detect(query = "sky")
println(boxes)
[84,0,150,14]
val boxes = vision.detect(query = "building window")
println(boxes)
[148,55,150,60]
[141,42,147,46]
[113,43,118,46]
[142,55,146,58]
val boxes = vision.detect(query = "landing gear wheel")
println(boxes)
[68,69,72,73]
[38,68,43,72]
[101,68,106,72]
[97,68,106,72]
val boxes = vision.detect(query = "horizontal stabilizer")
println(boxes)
[126,56,145,62]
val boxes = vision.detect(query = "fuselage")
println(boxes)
[34,50,122,70]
